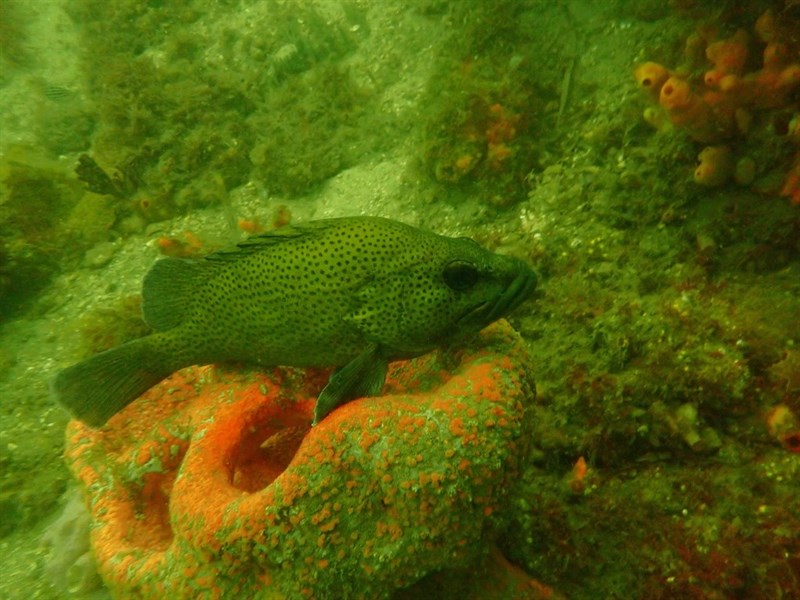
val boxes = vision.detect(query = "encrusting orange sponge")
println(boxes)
[64,320,557,599]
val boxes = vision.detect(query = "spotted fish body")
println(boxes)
[53,216,537,427]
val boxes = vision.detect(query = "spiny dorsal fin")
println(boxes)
[141,258,206,330]
[204,220,342,262]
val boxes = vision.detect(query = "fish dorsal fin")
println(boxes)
[205,223,328,262]
[142,223,335,328]
[141,258,206,330]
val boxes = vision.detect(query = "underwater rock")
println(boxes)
[64,320,542,599]
[41,489,103,595]
[82,241,118,269]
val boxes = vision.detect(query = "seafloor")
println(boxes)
[0,0,798,598]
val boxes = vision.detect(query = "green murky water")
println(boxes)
[1,1,798,598]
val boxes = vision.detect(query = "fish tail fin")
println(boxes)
[51,336,170,428]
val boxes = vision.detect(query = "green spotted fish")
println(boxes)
[53,216,536,427]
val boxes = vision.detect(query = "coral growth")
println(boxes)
[64,321,551,599]
[765,404,800,453]
[424,90,539,207]
[781,150,800,205]
[634,62,670,99]
[658,75,737,143]
[154,231,205,258]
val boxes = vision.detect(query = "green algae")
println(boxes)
[414,1,553,208]
[0,147,124,318]
[0,0,30,73]
[0,148,82,317]
[60,0,387,209]
[247,63,380,196]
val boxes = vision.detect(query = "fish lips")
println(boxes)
[459,267,538,327]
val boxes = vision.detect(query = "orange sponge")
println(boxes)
[659,77,738,142]
[64,321,548,599]
[634,62,670,98]
[694,145,734,187]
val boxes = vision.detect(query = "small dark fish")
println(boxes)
[52,217,537,427]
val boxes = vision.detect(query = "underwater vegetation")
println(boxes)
[59,0,389,217]
[497,182,800,597]
[75,294,150,357]
[0,0,30,75]
[485,3,800,596]
[246,63,378,197]
[0,147,112,317]
[417,1,553,207]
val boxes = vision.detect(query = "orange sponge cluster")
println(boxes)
[634,10,799,192]
[635,13,799,143]
[64,321,555,599]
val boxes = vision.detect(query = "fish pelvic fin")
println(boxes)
[51,336,171,428]
[313,345,387,426]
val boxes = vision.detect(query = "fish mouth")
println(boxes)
[461,268,537,326]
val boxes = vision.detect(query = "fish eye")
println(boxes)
[443,260,479,291]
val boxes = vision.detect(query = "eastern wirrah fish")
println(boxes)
[53,216,537,427]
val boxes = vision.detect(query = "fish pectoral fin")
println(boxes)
[313,345,387,426]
